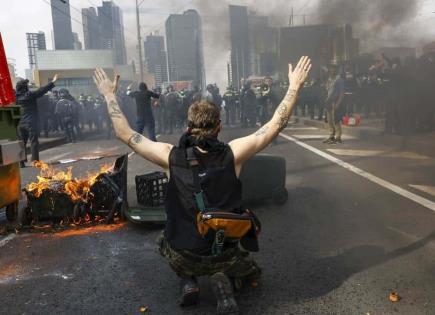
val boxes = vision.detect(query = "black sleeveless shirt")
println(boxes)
[164,144,242,254]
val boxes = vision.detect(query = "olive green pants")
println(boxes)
[157,232,261,281]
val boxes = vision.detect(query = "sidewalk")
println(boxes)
[296,116,435,158]
[36,135,67,152]
[29,128,102,153]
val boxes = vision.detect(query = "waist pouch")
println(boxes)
[197,210,253,239]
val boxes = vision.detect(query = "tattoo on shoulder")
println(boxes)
[108,100,122,118]
[255,125,269,136]
[128,133,143,147]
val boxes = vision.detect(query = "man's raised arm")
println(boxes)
[229,56,311,174]
[93,68,173,169]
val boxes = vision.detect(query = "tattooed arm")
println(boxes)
[229,57,311,176]
[93,68,173,168]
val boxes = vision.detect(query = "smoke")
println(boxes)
[190,0,300,88]
[315,0,422,50]
[317,0,419,27]
[119,0,428,88]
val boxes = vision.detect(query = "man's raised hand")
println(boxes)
[288,56,312,91]
[93,68,116,96]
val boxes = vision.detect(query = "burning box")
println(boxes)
[23,155,128,225]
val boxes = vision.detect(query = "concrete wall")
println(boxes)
[36,49,115,70]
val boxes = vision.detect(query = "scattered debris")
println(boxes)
[139,305,148,313]
[389,292,401,302]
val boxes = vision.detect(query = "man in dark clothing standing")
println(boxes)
[15,75,58,166]
[127,82,160,141]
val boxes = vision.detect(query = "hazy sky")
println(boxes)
[1,0,434,88]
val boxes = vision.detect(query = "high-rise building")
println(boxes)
[229,5,250,89]
[98,1,127,65]
[50,0,74,50]
[73,32,83,50]
[279,24,359,78]
[144,35,168,88]
[26,32,47,69]
[165,10,205,89]
[82,7,101,50]
[248,15,279,76]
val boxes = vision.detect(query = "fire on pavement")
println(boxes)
[21,155,128,229]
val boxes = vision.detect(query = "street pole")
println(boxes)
[136,0,144,82]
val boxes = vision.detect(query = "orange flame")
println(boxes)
[26,161,113,202]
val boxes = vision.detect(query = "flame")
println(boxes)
[26,161,113,203]
[50,222,126,238]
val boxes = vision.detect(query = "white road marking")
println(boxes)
[409,185,435,197]
[292,134,356,140]
[327,149,430,160]
[327,149,384,157]
[386,152,430,160]
[285,127,318,131]
[0,234,16,248]
[279,133,435,212]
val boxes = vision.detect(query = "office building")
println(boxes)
[165,9,205,89]
[144,34,168,87]
[50,0,74,50]
[72,32,82,50]
[26,32,47,69]
[228,5,250,88]
[82,7,101,50]
[34,49,134,95]
[98,1,127,65]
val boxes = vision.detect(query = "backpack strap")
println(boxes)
[186,147,206,213]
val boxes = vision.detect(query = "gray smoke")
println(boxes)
[119,0,428,88]
[315,0,422,50]
[190,0,300,88]
[317,0,419,26]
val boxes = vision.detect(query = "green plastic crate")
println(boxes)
[0,106,21,141]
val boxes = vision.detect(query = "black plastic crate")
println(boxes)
[135,172,168,207]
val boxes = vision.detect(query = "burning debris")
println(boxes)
[22,155,128,227]
[27,160,112,203]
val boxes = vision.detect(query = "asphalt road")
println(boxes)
[1,123,435,315]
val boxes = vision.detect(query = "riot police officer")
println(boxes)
[55,88,78,143]
[241,81,257,127]
[223,86,238,126]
